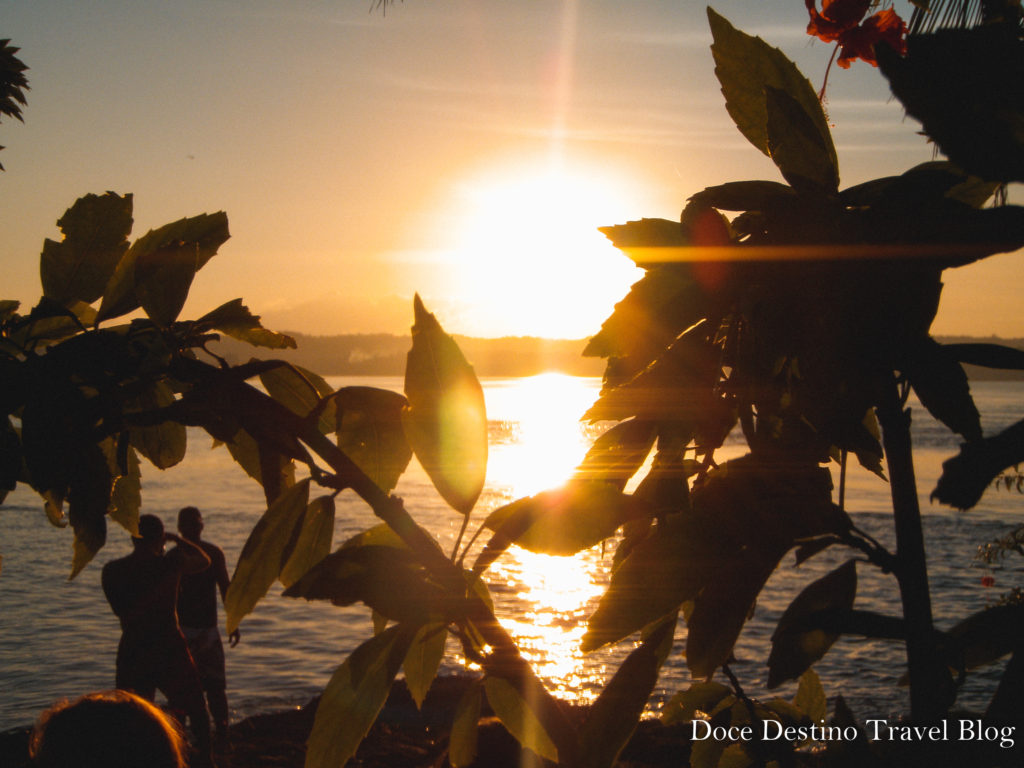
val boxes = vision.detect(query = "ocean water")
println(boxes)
[1,375,1023,731]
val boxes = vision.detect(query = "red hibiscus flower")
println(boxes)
[805,0,908,69]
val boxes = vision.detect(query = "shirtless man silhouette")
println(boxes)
[101,514,214,764]
[175,506,239,736]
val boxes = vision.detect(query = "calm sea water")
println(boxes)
[1,375,1023,731]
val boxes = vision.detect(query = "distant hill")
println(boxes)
[209,332,603,377]
[208,333,1024,380]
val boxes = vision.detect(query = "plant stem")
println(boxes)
[876,376,952,721]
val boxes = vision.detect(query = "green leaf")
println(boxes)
[403,295,487,515]
[708,8,836,174]
[767,560,857,688]
[717,743,754,768]
[483,676,559,763]
[334,386,413,493]
[260,363,334,434]
[660,681,733,725]
[283,536,448,624]
[574,420,657,488]
[97,211,229,323]
[279,495,335,588]
[101,440,141,535]
[449,678,482,768]
[476,482,643,574]
[765,85,839,191]
[579,615,675,768]
[197,298,296,349]
[224,479,310,633]
[403,623,447,709]
[126,381,187,469]
[40,192,133,307]
[306,624,415,768]
[223,428,296,501]
[793,668,827,724]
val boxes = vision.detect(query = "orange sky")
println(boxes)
[1,1,1020,339]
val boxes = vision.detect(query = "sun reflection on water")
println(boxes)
[475,373,617,703]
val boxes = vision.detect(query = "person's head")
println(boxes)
[134,514,165,555]
[29,689,186,768]
[177,506,203,542]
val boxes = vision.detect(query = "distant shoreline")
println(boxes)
[209,332,1024,381]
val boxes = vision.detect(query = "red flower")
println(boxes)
[806,0,872,41]
[806,1,907,69]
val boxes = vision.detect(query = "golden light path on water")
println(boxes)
[472,373,620,704]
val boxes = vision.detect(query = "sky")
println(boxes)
[1,0,1020,339]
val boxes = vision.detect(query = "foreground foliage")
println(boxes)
[4,3,1024,768]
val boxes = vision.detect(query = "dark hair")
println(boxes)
[30,690,186,768]
[136,514,164,544]
[177,506,202,528]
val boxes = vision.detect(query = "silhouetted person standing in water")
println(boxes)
[101,514,215,766]
[175,506,239,737]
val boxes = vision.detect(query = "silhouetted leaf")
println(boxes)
[97,211,229,323]
[878,25,1024,183]
[945,343,1024,371]
[67,442,112,578]
[197,298,296,349]
[403,623,447,709]
[0,417,21,498]
[403,295,487,515]
[708,8,836,172]
[683,457,841,678]
[483,676,559,763]
[598,217,685,249]
[584,322,719,423]
[334,386,412,493]
[579,615,675,768]
[40,192,133,306]
[279,495,335,588]
[449,678,482,768]
[904,338,982,442]
[687,180,796,212]
[584,264,711,391]
[306,624,415,768]
[765,85,839,191]
[476,482,643,572]
[932,420,1024,509]
[582,514,699,651]
[574,419,657,488]
[767,560,858,688]
[126,381,187,469]
[225,479,310,633]
[945,603,1024,672]
[283,536,448,624]
[660,681,733,725]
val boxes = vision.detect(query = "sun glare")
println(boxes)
[437,159,645,338]
[485,373,600,496]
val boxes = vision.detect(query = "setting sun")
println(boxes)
[430,158,647,338]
